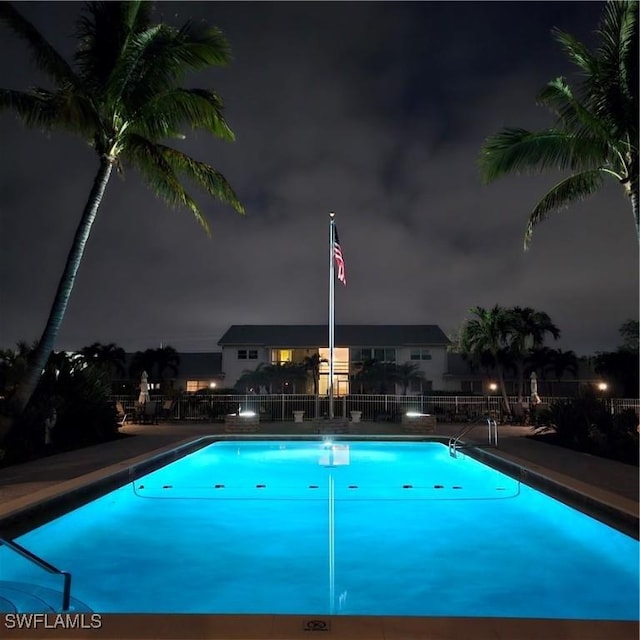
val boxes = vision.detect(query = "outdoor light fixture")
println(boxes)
[489,383,498,392]
[597,382,608,392]
[209,382,217,388]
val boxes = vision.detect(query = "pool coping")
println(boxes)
[0,613,638,640]
[1,435,638,640]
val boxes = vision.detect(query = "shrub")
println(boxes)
[534,394,639,465]
[1,358,119,466]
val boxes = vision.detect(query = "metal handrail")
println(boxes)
[0,537,71,611]
[449,416,498,457]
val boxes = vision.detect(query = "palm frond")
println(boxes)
[479,128,609,183]
[133,88,234,141]
[75,1,148,93]
[154,144,244,214]
[552,29,595,76]
[524,170,605,249]
[536,77,614,145]
[109,20,231,112]
[589,0,639,141]
[125,133,211,234]
[0,87,99,135]
[0,2,78,87]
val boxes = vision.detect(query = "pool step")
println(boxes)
[0,581,93,613]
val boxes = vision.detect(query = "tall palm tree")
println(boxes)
[508,307,560,401]
[479,0,638,249]
[459,306,513,413]
[0,1,244,418]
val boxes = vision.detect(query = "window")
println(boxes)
[238,350,247,359]
[248,350,258,360]
[410,348,432,361]
[350,347,395,362]
[271,349,292,364]
[186,380,210,392]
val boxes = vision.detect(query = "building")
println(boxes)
[217,324,450,394]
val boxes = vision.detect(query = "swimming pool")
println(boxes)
[0,440,638,621]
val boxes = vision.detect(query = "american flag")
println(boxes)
[333,225,346,286]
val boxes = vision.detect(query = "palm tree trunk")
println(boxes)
[497,364,511,415]
[11,157,114,416]
[516,361,525,403]
[630,178,639,242]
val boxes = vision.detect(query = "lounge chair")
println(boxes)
[160,399,175,421]
[115,402,129,427]
[140,401,159,425]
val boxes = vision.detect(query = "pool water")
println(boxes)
[1,440,638,619]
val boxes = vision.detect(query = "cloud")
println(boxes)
[0,1,635,356]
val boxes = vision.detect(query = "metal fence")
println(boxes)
[111,394,640,422]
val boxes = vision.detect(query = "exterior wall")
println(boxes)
[221,346,269,388]
[396,345,448,391]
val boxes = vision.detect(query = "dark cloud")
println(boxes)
[1,1,636,356]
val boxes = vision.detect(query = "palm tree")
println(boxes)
[79,342,126,378]
[547,348,579,396]
[0,1,244,418]
[394,362,426,396]
[235,364,271,393]
[508,307,560,401]
[459,306,513,413]
[479,1,638,249]
[129,349,156,381]
[351,359,396,394]
[302,353,326,395]
[154,346,180,389]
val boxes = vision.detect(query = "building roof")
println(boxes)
[217,325,450,348]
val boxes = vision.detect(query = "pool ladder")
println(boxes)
[449,417,498,457]
[0,537,72,611]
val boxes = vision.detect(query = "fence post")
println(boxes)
[342,395,347,418]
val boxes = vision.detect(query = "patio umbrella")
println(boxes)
[138,371,151,404]
[530,372,541,404]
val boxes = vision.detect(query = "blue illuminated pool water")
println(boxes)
[1,440,638,619]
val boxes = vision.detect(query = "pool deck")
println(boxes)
[0,420,638,640]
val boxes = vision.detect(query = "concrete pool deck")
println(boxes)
[0,420,638,640]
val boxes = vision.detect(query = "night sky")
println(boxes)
[1,1,637,356]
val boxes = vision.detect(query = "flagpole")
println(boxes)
[328,211,335,419]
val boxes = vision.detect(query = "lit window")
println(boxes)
[187,380,210,392]
[271,349,292,363]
